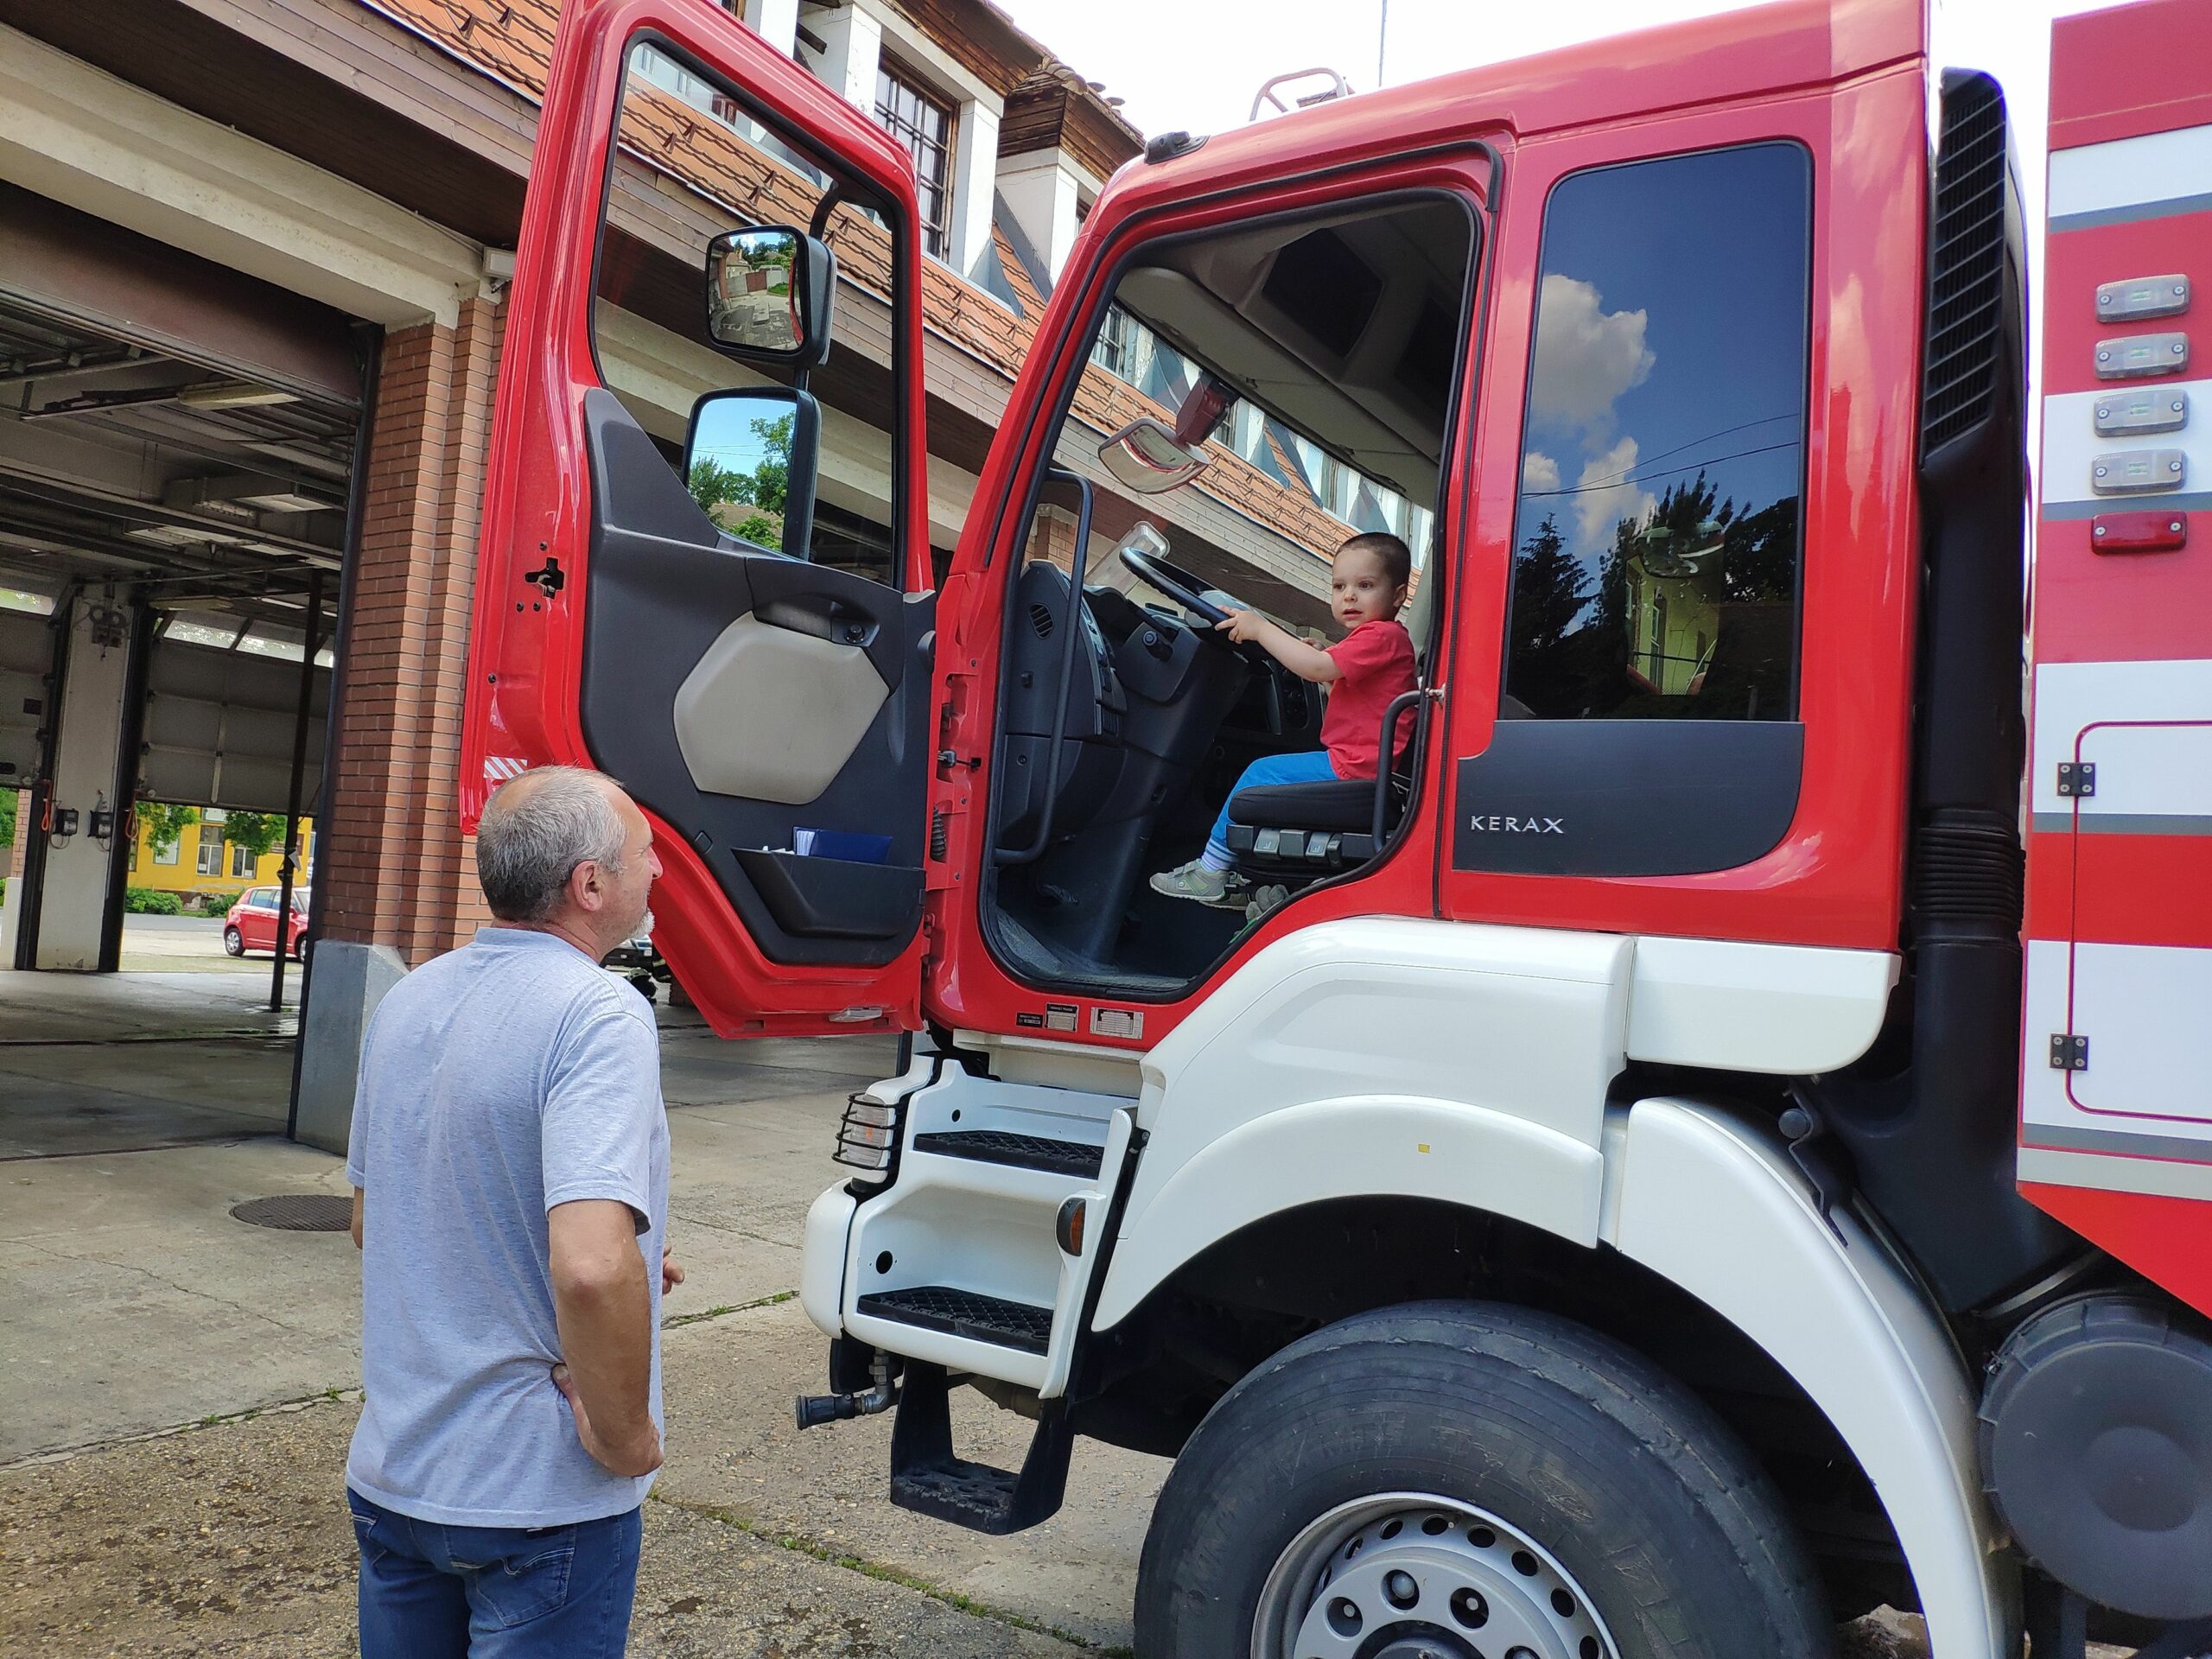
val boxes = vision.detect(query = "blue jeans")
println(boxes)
[1204,749,1340,867]
[348,1488,642,1659]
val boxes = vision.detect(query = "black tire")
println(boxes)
[221,925,245,957]
[1135,1300,1831,1659]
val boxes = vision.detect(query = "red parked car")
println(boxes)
[222,886,309,960]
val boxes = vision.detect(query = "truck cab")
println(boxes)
[461,0,2212,1651]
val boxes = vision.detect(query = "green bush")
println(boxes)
[125,887,184,916]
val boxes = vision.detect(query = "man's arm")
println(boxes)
[1216,608,1341,683]
[548,1198,662,1478]
[351,1186,364,1250]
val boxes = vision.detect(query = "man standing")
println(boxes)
[345,766,679,1657]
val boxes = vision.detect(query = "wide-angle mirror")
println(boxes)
[704,226,836,366]
[1097,416,1209,495]
[684,385,822,558]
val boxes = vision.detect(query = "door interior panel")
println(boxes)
[579,388,930,966]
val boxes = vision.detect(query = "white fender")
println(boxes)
[1607,1098,2008,1658]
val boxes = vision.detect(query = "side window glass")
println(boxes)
[1504,144,1810,721]
[593,41,905,589]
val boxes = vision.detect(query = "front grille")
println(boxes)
[1923,73,2011,454]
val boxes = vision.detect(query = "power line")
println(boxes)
[1520,439,1801,499]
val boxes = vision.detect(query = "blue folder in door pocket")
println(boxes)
[793,827,893,863]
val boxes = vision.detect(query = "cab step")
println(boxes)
[908,1128,1103,1179]
[889,1360,1071,1535]
[855,1285,1053,1354]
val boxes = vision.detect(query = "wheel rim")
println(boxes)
[1251,1492,1621,1659]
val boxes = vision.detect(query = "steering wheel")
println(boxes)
[1119,541,1245,631]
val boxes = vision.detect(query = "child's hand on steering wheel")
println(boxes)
[1215,607,1268,645]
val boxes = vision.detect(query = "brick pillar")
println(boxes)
[321,296,504,967]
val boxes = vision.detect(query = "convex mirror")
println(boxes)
[1097,416,1209,496]
[684,385,822,560]
[704,226,836,368]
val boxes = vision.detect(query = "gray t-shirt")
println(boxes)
[345,925,669,1527]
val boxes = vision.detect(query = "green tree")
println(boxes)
[721,414,792,516]
[0,788,14,850]
[141,801,200,858]
[687,455,750,520]
[221,810,286,861]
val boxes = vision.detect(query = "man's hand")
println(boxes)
[551,1363,662,1478]
[661,1245,685,1296]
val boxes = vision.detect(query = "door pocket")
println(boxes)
[733,848,923,940]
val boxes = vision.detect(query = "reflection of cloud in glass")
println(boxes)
[1521,451,1560,493]
[1529,274,1654,440]
[1571,435,1655,550]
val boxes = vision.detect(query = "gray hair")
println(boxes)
[476,766,628,922]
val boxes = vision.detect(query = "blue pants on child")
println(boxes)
[1202,750,1340,868]
[349,1488,642,1659]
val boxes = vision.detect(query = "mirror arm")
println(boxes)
[997,468,1095,868]
[809,186,844,243]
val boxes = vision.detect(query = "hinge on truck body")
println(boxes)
[2049,1033,2089,1072]
[2056,761,2095,798]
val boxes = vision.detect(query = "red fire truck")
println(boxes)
[462,0,2212,1650]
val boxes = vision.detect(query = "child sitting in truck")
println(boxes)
[1150,531,1417,907]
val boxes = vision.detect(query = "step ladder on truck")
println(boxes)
[460,0,2212,1651]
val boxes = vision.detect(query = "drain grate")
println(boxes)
[231,1194,353,1231]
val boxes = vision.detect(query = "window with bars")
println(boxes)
[874,60,955,261]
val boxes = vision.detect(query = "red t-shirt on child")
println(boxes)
[1320,619,1417,779]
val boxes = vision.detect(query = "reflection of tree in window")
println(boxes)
[689,415,792,546]
[1504,143,1810,721]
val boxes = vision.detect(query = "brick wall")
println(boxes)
[320,296,504,964]
[7,787,25,880]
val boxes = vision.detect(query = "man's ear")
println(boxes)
[569,858,603,914]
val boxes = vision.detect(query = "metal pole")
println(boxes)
[269,569,323,1012]
[1376,0,1388,90]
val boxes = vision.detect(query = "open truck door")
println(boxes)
[460,0,933,1038]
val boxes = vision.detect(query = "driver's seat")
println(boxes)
[1223,768,1410,874]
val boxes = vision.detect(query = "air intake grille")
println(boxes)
[1923,75,2010,454]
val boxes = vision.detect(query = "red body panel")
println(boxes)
[922,0,1927,1049]
[456,0,930,1037]
[2022,0,2212,1318]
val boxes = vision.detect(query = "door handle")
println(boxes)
[757,594,881,650]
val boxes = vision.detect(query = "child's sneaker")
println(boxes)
[1148,860,1244,907]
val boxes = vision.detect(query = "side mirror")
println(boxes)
[683,385,822,560]
[703,226,836,368]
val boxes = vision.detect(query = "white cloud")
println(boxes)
[1529,274,1654,440]
[1521,451,1560,493]
[1572,435,1656,550]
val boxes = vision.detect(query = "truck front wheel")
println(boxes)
[1134,1300,1832,1659]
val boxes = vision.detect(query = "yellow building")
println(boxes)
[129,808,315,899]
